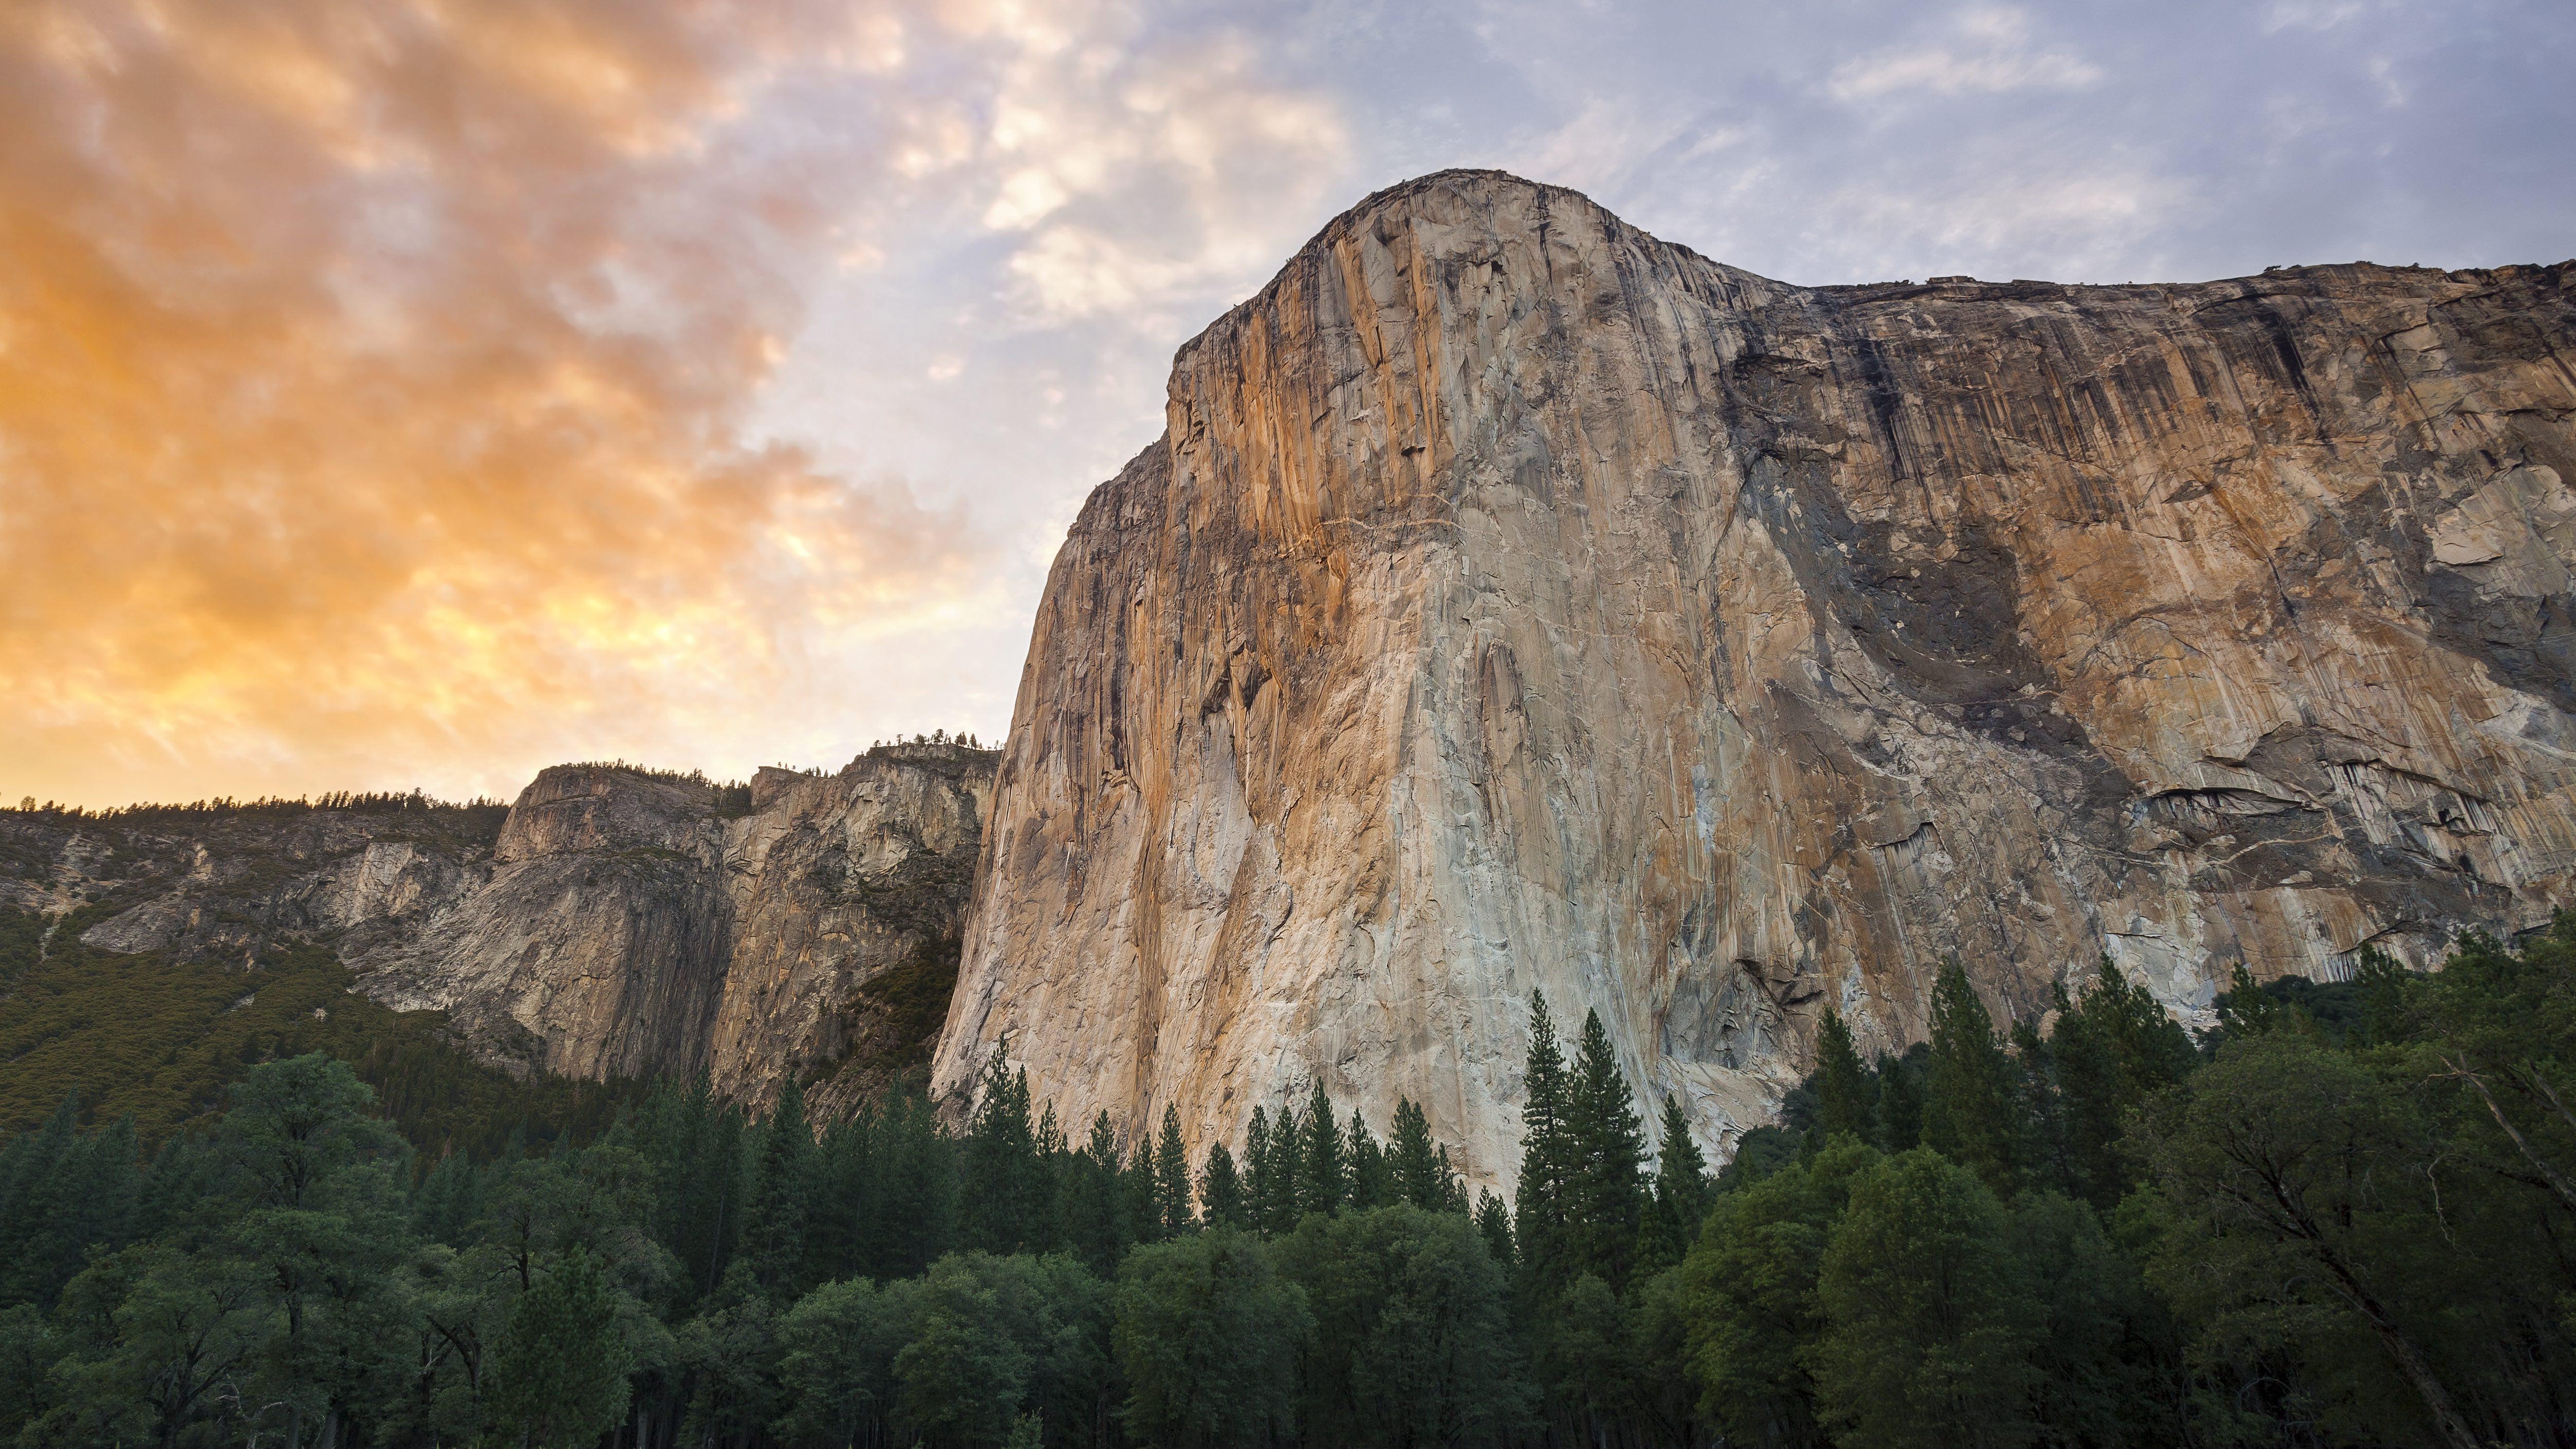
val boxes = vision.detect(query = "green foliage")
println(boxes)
[0,906,639,1157]
[1921,960,2025,1195]
[1273,1204,1532,1448]
[1815,1008,1877,1144]
[1680,1135,1880,1449]
[1809,1149,2042,1449]
[489,1246,637,1448]
[1113,1229,1307,1447]
[2,918,2570,1449]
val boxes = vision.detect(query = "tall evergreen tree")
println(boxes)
[1154,1106,1197,1236]
[1124,1134,1165,1245]
[1476,1190,1516,1269]
[962,1058,1043,1254]
[1389,1099,1449,1211]
[1241,1107,1275,1235]
[2051,960,2195,1208]
[1061,1111,1127,1273]
[1567,1008,1649,1288]
[1199,1139,1247,1229]
[1815,1008,1877,1144]
[1514,992,1579,1293]
[1344,1110,1392,1211]
[1259,1103,1304,1232]
[740,1075,814,1296]
[1298,1082,1345,1218]
[1921,962,2024,1195]
[1641,1095,1713,1272]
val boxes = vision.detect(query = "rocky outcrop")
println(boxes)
[365,745,995,1112]
[4,743,996,1112]
[935,169,2576,1186]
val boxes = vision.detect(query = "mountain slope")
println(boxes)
[936,169,2576,1184]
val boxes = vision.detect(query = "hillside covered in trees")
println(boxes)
[0,920,2571,1448]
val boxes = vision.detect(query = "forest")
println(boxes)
[0,918,2569,1449]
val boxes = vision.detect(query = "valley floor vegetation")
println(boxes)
[1,919,2572,1449]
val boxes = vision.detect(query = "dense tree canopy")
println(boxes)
[2,919,2573,1447]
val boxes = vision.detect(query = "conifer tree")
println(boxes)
[1298,1081,1346,1218]
[1815,1008,1877,1144]
[1259,1102,1304,1231]
[1567,1008,1649,1288]
[1439,1147,1472,1214]
[1155,1105,1197,1235]
[1877,1048,1927,1151]
[1061,1110,1126,1272]
[1390,1098,1449,1211]
[1344,1109,1392,1211]
[1476,1188,1516,1268]
[1515,992,1579,1292]
[962,1057,1041,1253]
[1125,1134,1165,1244]
[1641,1094,1713,1271]
[1199,1138,1247,1229]
[740,1076,814,1296]
[1921,961,2026,1196]
[803,1106,874,1285]
[1242,1106,1274,1234]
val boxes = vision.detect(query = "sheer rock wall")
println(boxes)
[934,169,2576,1184]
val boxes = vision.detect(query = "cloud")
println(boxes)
[974,31,1354,325]
[1828,7,2103,103]
[0,0,997,806]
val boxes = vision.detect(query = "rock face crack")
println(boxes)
[935,170,2576,1188]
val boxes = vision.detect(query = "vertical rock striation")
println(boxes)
[935,169,2576,1184]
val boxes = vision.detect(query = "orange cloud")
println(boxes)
[0,0,996,807]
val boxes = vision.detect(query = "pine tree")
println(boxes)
[1344,1109,1392,1211]
[1299,1081,1346,1218]
[1567,1008,1649,1289]
[1921,960,2025,1196]
[1243,1106,1275,1234]
[1640,1094,1712,1271]
[1390,1098,1449,1211]
[1439,1147,1472,1214]
[1200,1138,1247,1228]
[962,1057,1042,1253]
[1515,992,1579,1292]
[1125,1134,1165,1244]
[1062,1110,1127,1272]
[1815,1008,1877,1144]
[1476,1188,1516,1268]
[1155,1105,1197,1235]
[1259,1102,1304,1231]
[740,1075,814,1296]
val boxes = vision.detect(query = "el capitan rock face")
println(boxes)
[935,169,2576,1185]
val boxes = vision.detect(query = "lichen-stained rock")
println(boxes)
[934,169,2576,1187]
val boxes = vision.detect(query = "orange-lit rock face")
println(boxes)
[936,170,2576,1185]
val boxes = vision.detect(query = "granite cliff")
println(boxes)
[4,741,995,1113]
[935,169,2576,1186]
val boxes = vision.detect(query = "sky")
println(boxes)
[3,0,2570,809]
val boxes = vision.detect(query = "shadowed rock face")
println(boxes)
[363,745,993,1112]
[934,169,2576,1185]
[13,744,995,1115]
